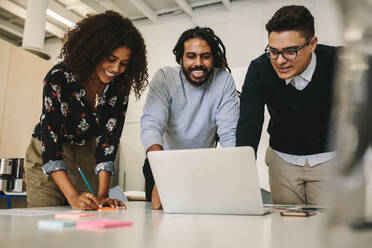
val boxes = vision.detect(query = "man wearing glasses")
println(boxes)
[236,5,339,205]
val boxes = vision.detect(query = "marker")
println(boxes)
[279,207,321,212]
[76,165,94,194]
[292,207,319,211]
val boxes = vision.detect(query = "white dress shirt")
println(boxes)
[273,53,336,167]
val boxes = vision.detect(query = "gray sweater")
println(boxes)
[140,66,239,151]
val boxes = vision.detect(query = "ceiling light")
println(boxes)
[46,9,75,28]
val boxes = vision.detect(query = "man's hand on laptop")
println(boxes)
[146,144,163,154]
[152,185,163,210]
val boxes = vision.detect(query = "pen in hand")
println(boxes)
[76,165,94,194]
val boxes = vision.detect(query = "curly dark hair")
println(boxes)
[172,26,230,72]
[59,11,148,98]
[265,5,314,40]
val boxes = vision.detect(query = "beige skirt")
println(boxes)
[24,137,99,207]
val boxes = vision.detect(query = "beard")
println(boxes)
[182,65,213,86]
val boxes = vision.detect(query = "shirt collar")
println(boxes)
[285,53,317,85]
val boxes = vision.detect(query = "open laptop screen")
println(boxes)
[148,146,268,215]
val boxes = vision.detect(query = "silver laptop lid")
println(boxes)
[148,146,267,215]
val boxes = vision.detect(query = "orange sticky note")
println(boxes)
[97,207,119,212]
[55,213,95,219]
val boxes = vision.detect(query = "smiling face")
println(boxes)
[180,38,213,87]
[93,46,131,84]
[268,30,317,80]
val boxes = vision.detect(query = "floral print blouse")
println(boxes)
[32,63,129,175]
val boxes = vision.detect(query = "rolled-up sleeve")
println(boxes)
[42,160,67,175]
[94,161,115,175]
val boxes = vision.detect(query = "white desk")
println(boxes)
[0,202,327,248]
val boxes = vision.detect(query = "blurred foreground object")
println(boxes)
[325,0,372,247]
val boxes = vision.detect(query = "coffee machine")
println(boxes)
[0,158,24,193]
[10,158,24,192]
[0,159,13,192]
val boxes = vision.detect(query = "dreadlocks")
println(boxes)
[173,26,230,72]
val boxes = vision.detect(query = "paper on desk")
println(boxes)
[109,186,128,202]
[124,190,146,201]
[0,209,82,216]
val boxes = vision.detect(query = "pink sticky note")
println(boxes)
[76,218,133,229]
[55,213,95,219]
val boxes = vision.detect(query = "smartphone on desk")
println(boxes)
[280,210,317,217]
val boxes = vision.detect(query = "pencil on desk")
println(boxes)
[295,207,319,211]
[281,207,320,211]
[76,165,94,194]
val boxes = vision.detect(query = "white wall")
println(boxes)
[119,0,344,191]
[43,37,63,63]
[41,0,344,192]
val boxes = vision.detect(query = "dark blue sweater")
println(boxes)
[236,44,339,155]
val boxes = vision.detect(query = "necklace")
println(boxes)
[91,83,103,108]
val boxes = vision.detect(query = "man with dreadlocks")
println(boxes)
[140,26,239,209]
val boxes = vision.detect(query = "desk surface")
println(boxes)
[0,202,329,248]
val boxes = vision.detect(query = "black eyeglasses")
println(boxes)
[264,37,313,61]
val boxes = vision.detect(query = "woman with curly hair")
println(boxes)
[24,11,148,210]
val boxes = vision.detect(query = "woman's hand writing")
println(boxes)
[70,192,101,210]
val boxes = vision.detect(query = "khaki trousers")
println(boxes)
[265,146,332,205]
[24,137,99,207]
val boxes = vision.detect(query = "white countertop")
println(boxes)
[0,202,334,248]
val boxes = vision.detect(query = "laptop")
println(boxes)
[148,146,270,215]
